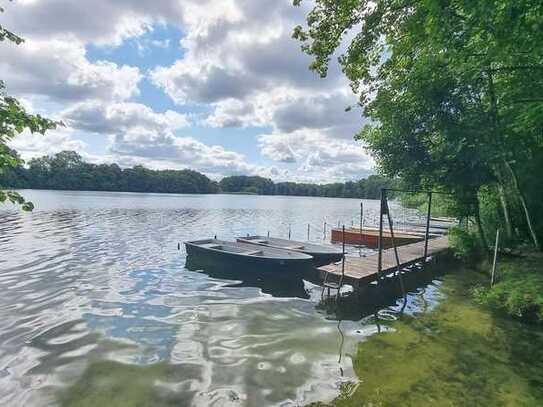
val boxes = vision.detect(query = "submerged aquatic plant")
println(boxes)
[312,269,543,406]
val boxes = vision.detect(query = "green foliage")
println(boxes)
[0,189,33,211]
[294,0,543,248]
[220,175,275,195]
[1,5,58,211]
[472,256,543,323]
[0,151,220,194]
[219,174,396,198]
[448,226,484,262]
[400,192,458,217]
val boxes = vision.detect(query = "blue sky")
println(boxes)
[1,0,374,182]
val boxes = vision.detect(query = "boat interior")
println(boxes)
[241,236,307,250]
[196,241,265,256]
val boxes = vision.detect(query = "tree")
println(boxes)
[1,5,58,210]
[293,0,543,248]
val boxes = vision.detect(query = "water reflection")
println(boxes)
[185,255,311,299]
[0,190,436,406]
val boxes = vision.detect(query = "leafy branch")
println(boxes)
[1,4,59,211]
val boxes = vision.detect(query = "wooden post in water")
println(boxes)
[288,224,291,240]
[267,230,270,238]
[423,192,433,261]
[323,221,327,240]
[491,229,500,287]
[307,224,310,241]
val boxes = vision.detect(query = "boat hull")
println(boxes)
[185,241,313,271]
[331,228,423,249]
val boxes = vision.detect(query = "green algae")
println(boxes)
[319,269,543,407]
[58,360,199,407]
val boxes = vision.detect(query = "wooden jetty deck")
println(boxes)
[318,236,450,288]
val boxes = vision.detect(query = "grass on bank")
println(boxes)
[448,226,543,324]
[472,253,543,323]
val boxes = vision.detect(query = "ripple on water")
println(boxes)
[0,191,432,406]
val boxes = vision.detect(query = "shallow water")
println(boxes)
[327,269,543,407]
[0,190,430,406]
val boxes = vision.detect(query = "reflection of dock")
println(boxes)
[318,236,450,289]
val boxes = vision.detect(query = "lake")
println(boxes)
[0,190,439,406]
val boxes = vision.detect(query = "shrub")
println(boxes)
[449,226,484,263]
[472,259,543,323]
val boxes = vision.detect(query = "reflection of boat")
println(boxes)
[236,235,343,266]
[331,227,424,248]
[185,239,313,270]
[185,256,310,299]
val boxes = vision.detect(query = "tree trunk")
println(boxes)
[474,196,489,252]
[504,161,540,250]
[496,182,513,240]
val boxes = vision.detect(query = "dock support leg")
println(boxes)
[424,192,432,261]
[377,190,385,282]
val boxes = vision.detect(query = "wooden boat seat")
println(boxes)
[200,243,222,249]
[244,250,264,256]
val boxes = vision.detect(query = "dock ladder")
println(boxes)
[322,225,346,298]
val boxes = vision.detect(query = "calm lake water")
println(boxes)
[0,190,432,406]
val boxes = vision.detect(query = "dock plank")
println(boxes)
[318,236,450,286]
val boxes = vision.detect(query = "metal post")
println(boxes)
[385,199,406,302]
[377,189,386,281]
[360,201,364,231]
[267,230,270,238]
[339,225,345,295]
[307,223,310,241]
[491,229,500,287]
[323,221,327,240]
[423,192,432,261]
[342,225,346,260]
[288,224,291,240]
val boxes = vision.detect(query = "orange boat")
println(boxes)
[330,227,424,249]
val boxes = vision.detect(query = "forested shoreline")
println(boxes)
[0,150,394,199]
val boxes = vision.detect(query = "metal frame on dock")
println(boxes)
[318,188,452,292]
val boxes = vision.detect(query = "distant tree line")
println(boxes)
[219,175,396,199]
[1,150,219,194]
[0,150,395,199]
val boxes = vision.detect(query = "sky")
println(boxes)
[0,0,374,183]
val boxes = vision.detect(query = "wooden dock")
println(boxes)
[318,236,450,288]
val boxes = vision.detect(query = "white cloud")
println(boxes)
[258,130,375,181]
[1,0,183,46]
[107,128,258,177]
[7,128,87,161]
[1,0,374,182]
[0,38,141,104]
[63,101,189,135]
